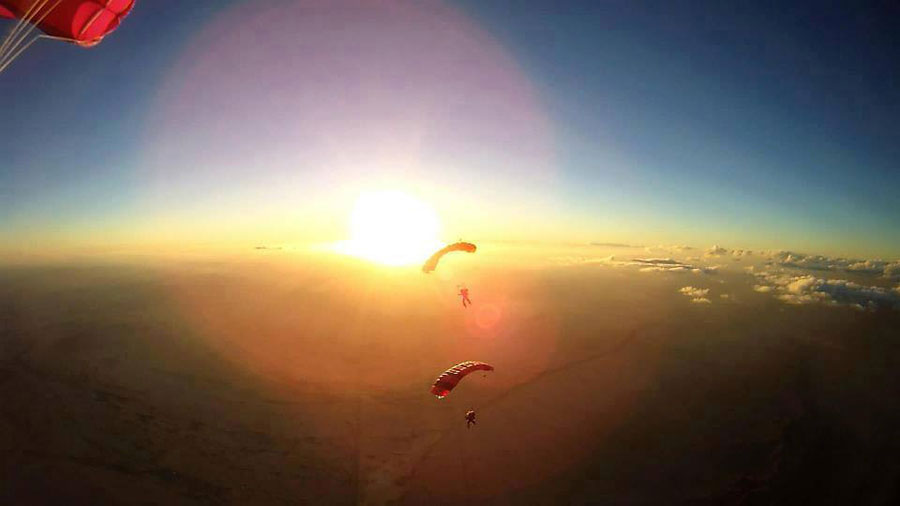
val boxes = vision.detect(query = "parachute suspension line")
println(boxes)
[0,0,48,57]
[0,0,58,56]
[0,33,42,74]
[0,0,62,74]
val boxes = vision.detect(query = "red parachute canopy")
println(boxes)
[430,361,494,398]
[422,241,477,273]
[0,0,135,47]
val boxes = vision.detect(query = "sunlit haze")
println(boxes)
[334,190,442,266]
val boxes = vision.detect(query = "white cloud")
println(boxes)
[706,245,729,256]
[679,286,709,298]
[631,258,718,274]
[679,286,713,304]
[557,254,719,274]
[752,271,900,310]
[846,260,885,274]
[640,245,700,257]
[785,275,818,294]
[553,255,616,266]
[883,262,900,280]
[772,252,828,270]
[699,245,753,261]
[591,242,642,248]
[766,251,900,280]
[639,266,689,272]
[636,257,684,265]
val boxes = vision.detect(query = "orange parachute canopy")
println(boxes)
[421,241,476,273]
[0,0,134,47]
[430,361,494,398]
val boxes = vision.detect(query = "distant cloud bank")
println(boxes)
[753,272,900,311]
[590,242,643,248]
[768,251,900,280]
[567,242,900,311]
[631,258,718,274]
[553,254,718,274]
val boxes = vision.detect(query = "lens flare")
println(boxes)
[335,190,442,266]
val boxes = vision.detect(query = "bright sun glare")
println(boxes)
[335,191,442,266]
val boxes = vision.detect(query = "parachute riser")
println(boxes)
[0,0,63,74]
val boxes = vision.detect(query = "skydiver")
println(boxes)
[465,410,476,428]
[458,286,472,308]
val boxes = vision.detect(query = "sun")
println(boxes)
[335,190,443,266]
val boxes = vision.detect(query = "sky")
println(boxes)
[1,0,898,259]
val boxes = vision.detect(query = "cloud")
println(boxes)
[753,272,900,310]
[846,260,886,274]
[885,263,900,280]
[590,242,642,248]
[552,255,616,266]
[639,266,691,273]
[702,245,753,260]
[558,255,719,275]
[644,244,695,253]
[679,286,712,304]
[635,258,685,266]
[767,251,900,280]
[679,286,709,298]
[770,251,846,271]
[631,258,718,274]
[706,245,729,256]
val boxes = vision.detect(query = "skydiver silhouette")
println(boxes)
[458,286,472,308]
[465,410,476,428]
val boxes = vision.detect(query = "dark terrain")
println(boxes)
[2,258,898,504]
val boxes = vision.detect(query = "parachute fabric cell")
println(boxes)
[0,0,134,46]
[430,360,494,398]
[422,241,476,273]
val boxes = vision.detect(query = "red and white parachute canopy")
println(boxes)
[430,360,494,398]
[0,0,135,73]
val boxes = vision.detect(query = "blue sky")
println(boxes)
[459,0,899,254]
[2,0,898,258]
